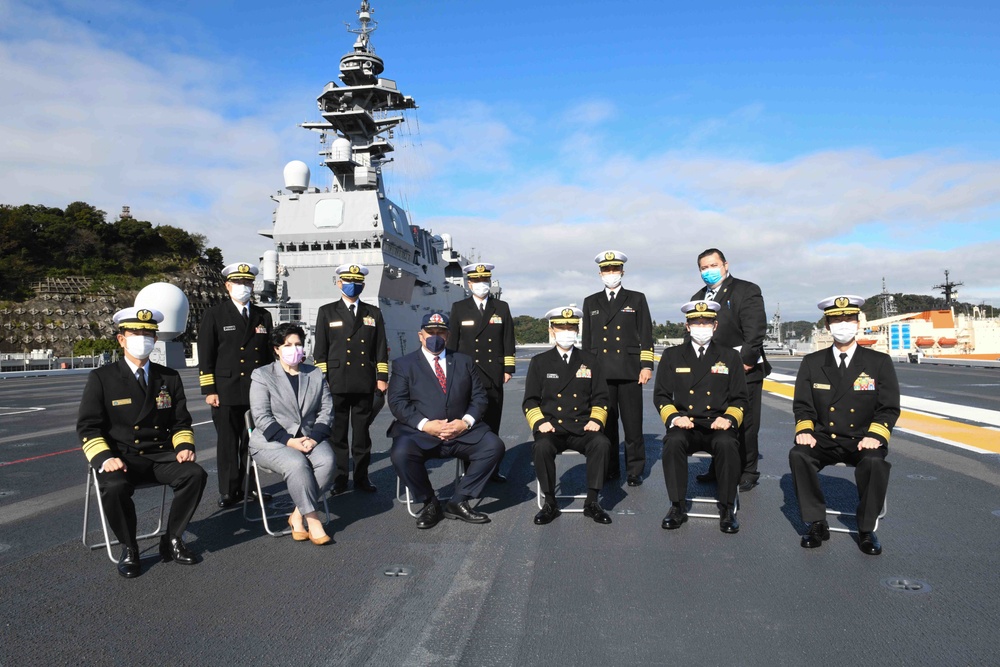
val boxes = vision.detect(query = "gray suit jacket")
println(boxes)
[249,361,333,452]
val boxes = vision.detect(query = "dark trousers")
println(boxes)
[533,431,610,497]
[97,452,207,546]
[213,404,250,497]
[662,426,740,509]
[389,433,505,505]
[332,392,374,483]
[788,438,890,532]
[740,379,763,482]
[465,370,506,475]
[605,379,645,477]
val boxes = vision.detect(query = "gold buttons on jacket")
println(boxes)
[690,390,695,394]
[134,426,139,430]
[830,407,835,412]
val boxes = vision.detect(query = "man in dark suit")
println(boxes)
[314,263,389,494]
[581,250,654,487]
[524,307,613,525]
[789,295,899,555]
[448,262,516,483]
[387,312,505,529]
[198,262,274,507]
[654,300,748,534]
[691,248,770,492]
[78,307,207,578]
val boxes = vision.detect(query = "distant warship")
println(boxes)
[255,1,488,358]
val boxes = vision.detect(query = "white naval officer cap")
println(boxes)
[594,250,627,267]
[818,295,865,316]
[113,307,163,332]
[463,263,495,278]
[336,263,369,282]
[222,263,258,281]
[681,300,721,321]
[545,306,583,325]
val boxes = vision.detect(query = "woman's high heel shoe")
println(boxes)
[309,533,331,546]
[288,517,309,541]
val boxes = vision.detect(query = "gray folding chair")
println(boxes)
[824,462,888,534]
[396,459,463,518]
[535,450,589,513]
[82,467,167,563]
[686,451,739,519]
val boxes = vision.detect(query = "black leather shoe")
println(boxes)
[218,494,240,508]
[443,500,491,524]
[117,545,141,578]
[533,502,560,525]
[159,536,199,565]
[330,480,349,497]
[416,501,443,529]
[354,478,378,493]
[859,531,882,556]
[489,472,508,484]
[695,472,716,484]
[738,478,759,492]
[583,501,612,525]
[800,521,830,548]
[606,469,621,481]
[626,475,643,487]
[719,507,740,534]
[247,489,272,503]
[661,504,688,530]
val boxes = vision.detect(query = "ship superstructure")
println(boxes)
[256,1,472,358]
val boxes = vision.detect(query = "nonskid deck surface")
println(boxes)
[1,353,998,665]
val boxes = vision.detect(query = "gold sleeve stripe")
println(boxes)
[795,420,815,434]
[525,407,545,430]
[81,437,110,461]
[376,363,389,373]
[659,404,678,424]
[724,406,744,427]
[868,423,892,442]
[199,374,215,386]
[316,362,328,373]
[640,351,656,361]
[504,356,516,364]
[172,430,195,447]
[590,406,608,425]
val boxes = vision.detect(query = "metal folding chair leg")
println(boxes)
[535,451,589,513]
[396,458,463,518]
[242,456,331,537]
[686,452,739,519]
[824,462,888,534]
[82,468,167,564]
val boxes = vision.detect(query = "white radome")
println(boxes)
[283,160,310,193]
[135,283,189,341]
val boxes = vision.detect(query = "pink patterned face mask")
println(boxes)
[280,345,305,366]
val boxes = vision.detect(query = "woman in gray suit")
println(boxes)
[249,323,334,545]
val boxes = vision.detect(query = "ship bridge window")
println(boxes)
[348,241,359,249]
[298,243,309,251]
[314,199,345,229]
[323,242,334,250]
[276,244,284,252]
[373,239,381,248]
[361,240,372,249]
[284,244,295,252]
[336,241,347,250]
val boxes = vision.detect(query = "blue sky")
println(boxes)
[2,0,998,320]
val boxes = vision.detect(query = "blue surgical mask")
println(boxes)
[425,334,446,354]
[341,281,364,298]
[701,268,723,286]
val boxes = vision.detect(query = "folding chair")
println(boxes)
[243,411,330,537]
[82,467,167,563]
[824,462,888,534]
[535,450,589,513]
[396,458,463,518]
[686,451,739,519]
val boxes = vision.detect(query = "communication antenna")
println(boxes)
[932,270,963,307]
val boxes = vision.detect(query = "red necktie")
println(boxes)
[434,355,447,393]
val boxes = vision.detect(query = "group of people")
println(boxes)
[78,250,899,579]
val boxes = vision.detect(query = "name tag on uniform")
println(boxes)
[255,325,268,334]
[490,315,503,324]
[576,365,592,378]
[156,388,172,409]
[675,367,691,373]
[590,310,600,316]
[622,306,635,313]
[854,373,876,391]
[223,325,237,332]
[363,316,376,327]
[813,383,831,390]
[329,321,343,327]
[462,320,476,326]
[546,373,560,379]
[111,398,132,406]
[710,362,729,375]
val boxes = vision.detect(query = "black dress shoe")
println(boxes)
[533,502,560,525]
[354,478,378,493]
[661,504,688,530]
[626,475,643,487]
[859,531,882,556]
[416,501,443,529]
[489,472,508,484]
[695,472,717,484]
[800,521,830,548]
[606,469,621,481]
[443,500,491,524]
[247,489,272,503]
[583,501,612,525]
[330,480,349,497]
[218,494,240,508]
[738,478,759,493]
[117,545,141,578]
[159,536,199,565]
[719,507,740,534]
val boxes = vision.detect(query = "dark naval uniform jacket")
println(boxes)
[793,346,900,447]
[78,359,195,470]
[653,342,749,429]
[581,288,654,381]
[197,300,273,404]
[447,296,516,386]
[691,275,771,381]
[523,348,609,436]
[313,299,389,394]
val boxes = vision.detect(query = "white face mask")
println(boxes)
[230,284,252,303]
[689,325,714,346]
[554,330,578,350]
[601,273,622,290]
[829,321,859,345]
[469,282,491,298]
[125,335,156,360]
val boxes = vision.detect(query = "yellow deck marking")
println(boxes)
[763,379,1000,454]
